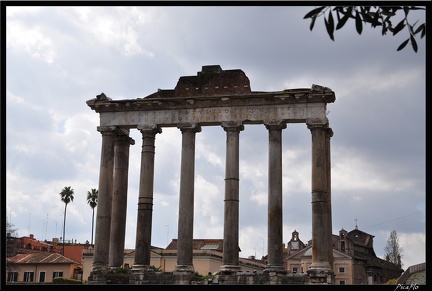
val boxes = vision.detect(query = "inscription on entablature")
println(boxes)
[99,104,324,127]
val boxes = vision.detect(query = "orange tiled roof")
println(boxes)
[7,252,80,265]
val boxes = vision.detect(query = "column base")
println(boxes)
[131,264,151,272]
[88,264,109,284]
[307,264,334,284]
[264,264,286,273]
[173,266,195,285]
[174,264,195,273]
[219,264,242,275]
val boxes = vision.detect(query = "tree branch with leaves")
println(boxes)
[304,6,426,52]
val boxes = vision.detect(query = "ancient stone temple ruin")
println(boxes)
[86,65,336,284]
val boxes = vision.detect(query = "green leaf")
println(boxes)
[310,15,317,31]
[335,9,341,22]
[325,10,335,41]
[397,38,409,51]
[304,6,326,19]
[410,34,418,52]
[392,19,406,35]
[355,10,363,34]
[336,10,351,30]
[414,23,425,35]
[381,7,397,17]
[363,12,375,24]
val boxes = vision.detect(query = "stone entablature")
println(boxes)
[87,87,335,128]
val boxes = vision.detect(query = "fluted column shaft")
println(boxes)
[220,122,244,272]
[133,126,161,269]
[92,126,116,271]
[109,131,134,267]
[175,123,201,273]
[265,121,286,272]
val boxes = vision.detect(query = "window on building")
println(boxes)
[7,272,18,282]
[39,271,46,283]
[53,271,63,279]
[24,271,34,282]
[341,241,345,251]
[200,244,219,250]
[339,280,346,285]
[292,267,298,273]
[339,267,345,273]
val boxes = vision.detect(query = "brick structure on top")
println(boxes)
[147,65,252,99]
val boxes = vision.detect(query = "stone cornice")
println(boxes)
[86,85,335,114]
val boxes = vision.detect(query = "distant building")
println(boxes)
[6,252,82,283]
[396,262,426,285]
[81,239,266,282]
[5,229,406,285]
[5,233,88,284]
[284,227,404,284]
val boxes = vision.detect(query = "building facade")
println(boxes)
[81,239,266,282]
[284,228,404,284]
[6,252,82,283]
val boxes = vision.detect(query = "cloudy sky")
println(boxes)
[5,5,426,269]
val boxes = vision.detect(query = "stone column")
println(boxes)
[175,123,201,273]
[109,129,134,268]
[220,121,244,273]
[91,126,116,276]
[133,125,161,270]
[264,121,286,273]
[326,127,334,271]
[307,120,333,283]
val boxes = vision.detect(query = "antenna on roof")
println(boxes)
[28,212,31,235]
[45,213,48,241]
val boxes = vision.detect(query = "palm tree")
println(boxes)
[86,188,98,245]
[59,186,74,255]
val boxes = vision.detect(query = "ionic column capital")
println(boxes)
[177,122,202,133]
[113,128,135,145]
[221,121,244,132]
[97,126,117,135]
[264,120,286,131]
[137,124,162,136]
[306,118,327,130]
[115,134,135,145]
